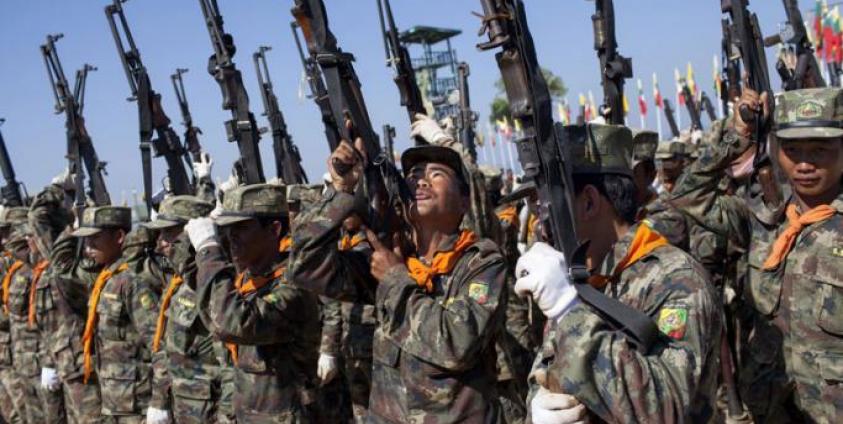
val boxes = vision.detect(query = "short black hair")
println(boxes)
[573,174,638,225]
[256,215,290,235]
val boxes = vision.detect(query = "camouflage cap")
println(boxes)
[5,224,30,250]
[70,206,132,237]
[655,140,689,160]
[774,87,843,139]
[214,183,288,227]
[123,226,156,249]
[0,207,29,228]
[401,145,468,185]
[561,123,633,177]
[631,129,659,167]
[145,195,214,230]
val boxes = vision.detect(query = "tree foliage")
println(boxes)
[489,68,567,124]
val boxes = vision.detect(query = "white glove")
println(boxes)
[410,113,453,145]
[219,172,240,195]
[193,152,214,180]
[185,217,218,251]
[146,406,170,424]
[51,167,75,192]
[514,242,578,321]
[531,387,588,424]
[40,367,61,392]
[317,353,339,385]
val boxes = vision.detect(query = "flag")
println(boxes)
[675,68,685,106]
[686,62,697,97]
[513,118,523,134]
[653,73,663,109]
[558,101,570,125]
[637,78,648,116]
[834,7,843,63]
[816,0,826,58]
[579,93,589,122]
[588,91,598,120]
[496,117,512,139]
[622,94,630,116]
[713,55,722,99]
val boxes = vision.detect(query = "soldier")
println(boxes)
[630,129,659,209]
[72,206,160,423]
[289,141,508,422]
[0,208,30,423]
[654,140,690,194]
[671,87,843,423]
[515,123,721,422]
[184,183,321,422]
[145,195,231,424]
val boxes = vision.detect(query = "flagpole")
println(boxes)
[497,130,508,170]
[656,109,663,139]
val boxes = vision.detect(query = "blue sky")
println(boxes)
[0,1,790,199]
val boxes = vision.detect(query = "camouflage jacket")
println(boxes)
[320,296,343,356]
[195,246,320,422]
[150,235,228,412]
[337,231,376,360]
[94,252,161,416]
[670,125,843,423]
[7,261,43,378]
[289,189,507,423]
[531,222,721,423]
[0,254,15,369]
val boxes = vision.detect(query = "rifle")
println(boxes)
[476,0,658,362]
[292,0,410,245]
[591,0,633,125]
[170,68,203,164]
[456,62,479,161]
[382,124,396,166]
[198,0,266,184]
[720,17,743,114]
[40,34,111,212]
[700,91,718,122]
[0,119,25,207]
[681,84,704,130]
[291,21,342,152]
[662,98,681,138]
[105,0,194,218]
[376,0,427,144]
[763,0,825,90]
[253,46,308,184]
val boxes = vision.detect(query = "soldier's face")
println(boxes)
[220,219,281,269]
[778,139,843,200]
[342,214,362,233]
[84,229,125,266]
[405,162,468,225]
[157,225,184,259]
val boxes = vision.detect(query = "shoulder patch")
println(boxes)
[176,297,195,309]
[101,292,119,301]
[468,281,489,305]
[14,275,25,284]
[139,293,154,309]
[658,307,688,340]
[832,247,843,258]
[262,293,280,304]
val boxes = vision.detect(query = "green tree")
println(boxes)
[489,68,567,124]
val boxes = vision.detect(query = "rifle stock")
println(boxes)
[592,0,632,125]
[0,120,25,207]
[663,99,681,138]
[170,68,203,164]
[764,0,825,90]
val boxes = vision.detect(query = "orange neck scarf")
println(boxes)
[278,237,292,253]
[82,263,129,383]
[763,203,836,270]
[27,260,50,327]
[496,205,518,227]
[225,266,287,364]
[2,260,24,315]
[405,230,477,293]
[152,275,184,353]
[588,224,669,289]
[339,233,365,251]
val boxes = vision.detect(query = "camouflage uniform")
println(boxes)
[195,184,321,422]
[28,185,103,423]
[671,88,843,423]
[145,196,232,423]
[0,209,30,423]
[72,207,160,423]
[289,145,508,423]
[530,124,721,423]
[314,295,353,423]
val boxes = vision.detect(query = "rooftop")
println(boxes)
[399,26,462,45]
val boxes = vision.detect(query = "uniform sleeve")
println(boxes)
[319,296,343,356]
[287,188,377,303]
[540,267,720,423]
[27,184,69,259]
[670,122,754,249]
[377,249,507,371]
[195,246,316,345]
[150,347,171,410]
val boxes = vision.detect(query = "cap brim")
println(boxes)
[142,219,183,230]
[775,127,843,139]
[401,145,465,181]
[213,215,253,227]
[70,227,103,237]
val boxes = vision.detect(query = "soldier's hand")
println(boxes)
[40,367,61,392]
[193,151,214,180]
[317,353,339,386]
[185,217,218,251]
[531,387,588,424]
[514,242,578,321]
[365,227,405,281]
[146,406,171,424]
[410,113,453,145]
[733,85,770,141]
[328,138,367,194]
